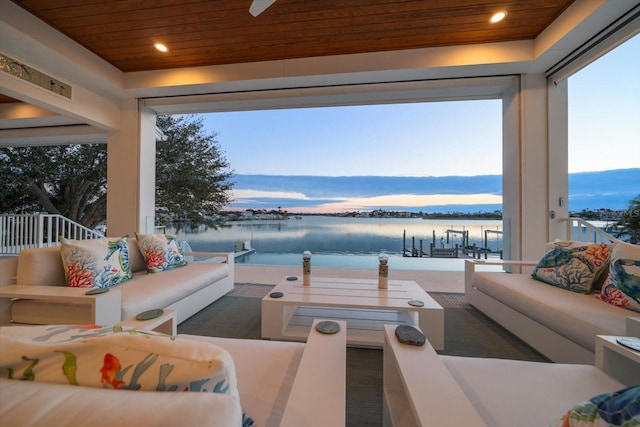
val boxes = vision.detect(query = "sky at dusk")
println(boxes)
[201,35,639,213]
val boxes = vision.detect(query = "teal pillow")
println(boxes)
[135,233,188,273]
[531,241,613,293]
[598,241,640,312]
[550,385,640,426]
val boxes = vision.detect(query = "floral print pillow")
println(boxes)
[550,385,640,426]
[59,236,132,288]
[135,233,188,273]
[531,241,613,293]
[598,241,640,312]
[0,325,239,396]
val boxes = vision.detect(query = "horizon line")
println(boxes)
[231,167,639,178]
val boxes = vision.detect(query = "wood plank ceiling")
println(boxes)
[11,0,575,73]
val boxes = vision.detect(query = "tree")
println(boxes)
[155,115,234,228]
[0,114,234,230]
[608,195,640,244]
[0,144,107,229]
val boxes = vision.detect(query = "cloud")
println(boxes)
[229,188,502,213]
[311,193,503,212]
[232,189,309,200]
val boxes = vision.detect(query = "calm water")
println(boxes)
[171,216,504,271]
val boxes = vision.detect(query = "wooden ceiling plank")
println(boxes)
[74,3,563,52]
[89,6,562,59]
[37,2,252,29]
[9,0,575,73]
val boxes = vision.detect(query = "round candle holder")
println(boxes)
[302,250,312,286]
[378,253,389,289]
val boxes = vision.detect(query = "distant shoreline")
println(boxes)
[222,207,627,222]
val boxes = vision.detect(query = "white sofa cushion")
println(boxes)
[0,378,241,427]
[10,262,229,324]
[183,334,306,427]
[127,238,147,272]
[120,262,228,319]
[472,271,629,351]
[16,246,67,286]
[441,355,625,427]
[0,334,307,427]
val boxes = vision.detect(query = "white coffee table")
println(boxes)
[261,276,444,348]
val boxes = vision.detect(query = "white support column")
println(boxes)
[106,99,156,236]
[502,74,550,262]
[548,79,569,241]
[520,74,550,260]
[502,77,519,261]
[138,102,157,234]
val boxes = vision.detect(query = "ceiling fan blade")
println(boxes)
[249,0,276,17]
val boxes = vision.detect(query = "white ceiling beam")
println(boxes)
[144,76,515,115]
[0,125,107,146]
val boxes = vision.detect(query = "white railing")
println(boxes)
[558,217,621,244]
[0,214,104,255]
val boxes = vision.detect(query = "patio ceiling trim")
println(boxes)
[547,4,640,83]
[143,75,517,115]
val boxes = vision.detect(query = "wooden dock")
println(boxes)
[402,230,502,259]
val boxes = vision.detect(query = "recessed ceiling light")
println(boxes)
[154,43,168,52]
[490,11,507,23]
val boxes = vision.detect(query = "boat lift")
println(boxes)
[402,229,461,258]
[402,228,503,259]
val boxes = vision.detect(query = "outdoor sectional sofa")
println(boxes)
[0,319,347,427]
[382,324,639,427]
[0,235,234,326]
[465,240,640,364]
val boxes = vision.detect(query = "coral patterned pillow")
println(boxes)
[598,241,640,312]
[0,325,239,397]
[59,236,132,288]
[550,385,640,426]
[135,233,188,273]
[531,241,613,293]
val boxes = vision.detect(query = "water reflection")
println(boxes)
[170,216,504,256]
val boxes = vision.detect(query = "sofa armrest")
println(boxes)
[464,259,539,295]
[185,251,235,285]
[280,319,347,427]
[382,324,487,426]
[185,251,233,263]
[464,259,539,271]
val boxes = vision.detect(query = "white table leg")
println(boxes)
[261,298,284,339]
